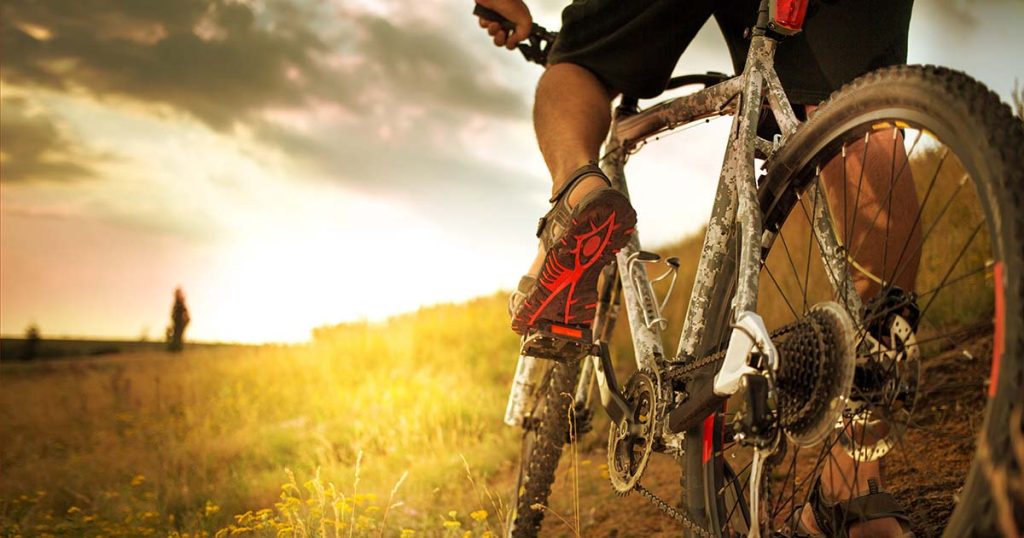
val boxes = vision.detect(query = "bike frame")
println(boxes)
[569,1,859,447]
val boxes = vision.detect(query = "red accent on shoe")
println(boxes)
[550,324,584,339]
[528,212,619,326]
[511,190,636,337]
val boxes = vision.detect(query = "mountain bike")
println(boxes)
[477,1,1024,536]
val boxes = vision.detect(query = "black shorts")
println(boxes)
[547,0,913,104]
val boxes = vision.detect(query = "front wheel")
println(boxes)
[506,359,580,537]
[694,65,1024,536]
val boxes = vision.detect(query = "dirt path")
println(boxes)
[496,330,993,537]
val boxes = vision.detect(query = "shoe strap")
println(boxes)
[809,478,911,536]
[548,162,610,204]
[536,162,610,240]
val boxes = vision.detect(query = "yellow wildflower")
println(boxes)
[67,506,82,514]
[131,474,145,487]
[470,510,488,522]
[204,501,221,517]
[442,520,461,529]
[400,530,415,538]
[448,510,457,518]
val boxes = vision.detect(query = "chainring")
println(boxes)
[608,370,659,494]
[841,313,921,461]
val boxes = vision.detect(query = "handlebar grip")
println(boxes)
[473,4,516,31]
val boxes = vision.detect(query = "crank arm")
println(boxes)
[592,341,635,427]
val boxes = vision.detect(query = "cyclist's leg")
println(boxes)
[523,64,614,276]
[818,126,922,298]
[514,0,715,323]
[534,64,613,199]
[806,113,921,538]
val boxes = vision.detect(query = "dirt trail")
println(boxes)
[499,331,993,537]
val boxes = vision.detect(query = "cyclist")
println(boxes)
[477,0,918,536]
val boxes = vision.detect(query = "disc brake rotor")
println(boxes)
[608,370,658,494]
[841,313,921,461]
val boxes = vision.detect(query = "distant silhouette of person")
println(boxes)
[22,323,40,360]
[168,287,190,352]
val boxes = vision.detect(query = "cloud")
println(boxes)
[0,96,100,182]
[345,15,527,118]
[0,0,527,131]
[1,0,346,130]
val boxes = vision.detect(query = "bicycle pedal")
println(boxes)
[521,322,594,363]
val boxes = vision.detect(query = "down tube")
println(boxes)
[676,70,766,361]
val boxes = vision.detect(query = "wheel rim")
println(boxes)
[712,118,1002,536]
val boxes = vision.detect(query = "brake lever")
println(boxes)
[472,4,557,66]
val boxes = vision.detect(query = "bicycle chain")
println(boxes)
[634,483,714,538]
[666,322,805,382]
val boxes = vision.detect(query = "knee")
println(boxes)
[536,63,614,102]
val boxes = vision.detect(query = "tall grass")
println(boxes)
[1,294,521,536]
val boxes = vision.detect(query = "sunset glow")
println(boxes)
[2,0,1021,343]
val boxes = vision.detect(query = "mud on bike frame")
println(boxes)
[479,0,847,436]
[481,0,868,534]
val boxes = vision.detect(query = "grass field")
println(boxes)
[1,295,529,537]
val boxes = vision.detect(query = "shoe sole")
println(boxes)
[511,190,636,336]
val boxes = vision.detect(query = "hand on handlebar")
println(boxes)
[475,0,532,50]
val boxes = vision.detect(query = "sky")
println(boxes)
[1,0,1022,343]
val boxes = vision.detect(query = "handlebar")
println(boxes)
[473,5,732,96]
[473,4,556,66]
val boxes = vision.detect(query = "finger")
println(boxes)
[478,17,488,28]
[486,22,501,36]
[493,30,507,47]
[507,20,532,48]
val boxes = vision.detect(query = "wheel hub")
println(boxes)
[841,312,921,462]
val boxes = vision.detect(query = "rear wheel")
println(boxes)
[693,66,1024,536]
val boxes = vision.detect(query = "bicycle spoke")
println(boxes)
[885,148,949,288]
[888,170,966,290]
[881,128,901,288]
[802,174,859,323]
[777,225,808,306]
[847,132,871,258]
[848,132,919,267]
[799,188,819,313]
[918,220,984,321]
[764,263,801,323]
